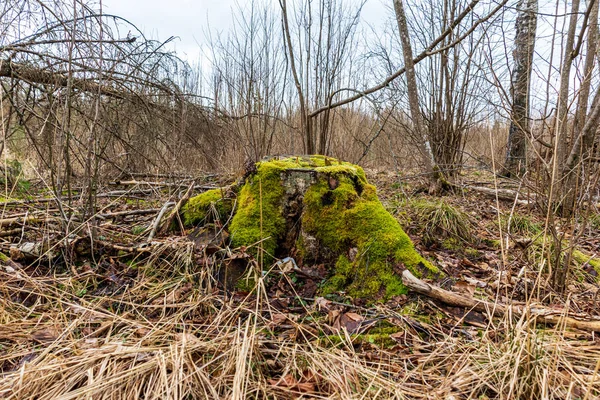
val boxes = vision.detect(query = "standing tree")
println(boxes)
[393,0,443,193]
[504,0,537,177]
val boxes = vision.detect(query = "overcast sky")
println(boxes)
[101,0,390,62]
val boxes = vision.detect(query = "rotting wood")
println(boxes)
[402,270,600,332]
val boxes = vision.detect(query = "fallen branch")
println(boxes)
[157,181,196,236]
[97,208,162,219]
[402,270,600,332]
[146,201,176,241]
[0,214,60,228]
[461,185,532,205]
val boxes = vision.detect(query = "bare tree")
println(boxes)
[393,0,442,192]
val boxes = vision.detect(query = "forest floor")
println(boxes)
[1,169,600,399]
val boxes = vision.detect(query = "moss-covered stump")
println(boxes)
[183,156,439,298]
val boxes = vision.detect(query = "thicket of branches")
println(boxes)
[2,0,600,290]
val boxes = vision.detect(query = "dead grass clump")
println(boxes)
[410,198,473,245]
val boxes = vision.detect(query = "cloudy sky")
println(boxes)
[101,0,390,62]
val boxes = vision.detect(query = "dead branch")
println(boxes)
[157,181,196,236]
[0,214,60,228]
[402,270,600,332]
[146,201,176,241]
[461,184,532,205]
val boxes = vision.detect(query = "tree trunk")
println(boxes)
[279,0,314,154]
[551,0,580,213]
[393,0,443,193]
[561,0,599,215]
[563,0,600,203]
[504,0,537,177]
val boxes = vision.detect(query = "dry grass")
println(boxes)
[1,252,599,399]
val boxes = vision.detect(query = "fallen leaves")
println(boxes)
[268,371,317,394]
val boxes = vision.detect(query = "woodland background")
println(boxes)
[2,0,600,398]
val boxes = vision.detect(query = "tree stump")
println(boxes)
[183,156,439,298]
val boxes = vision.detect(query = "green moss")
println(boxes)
[442,238,481,258]
[368,326,402,335]
[465,247,482,258]
[229,162,288,262]
[209,156,439,299]
[318,333,397,349]
[0,252,9,263]
[235,273,258,292]
[182,188,233,226]
[482,238,501,249]
[131,225,146,236]
[442,237,461,251]
[572,249,600,276]
[301,170,438,299]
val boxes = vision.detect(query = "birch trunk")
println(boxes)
[550,0,580,211]
[504,0,537,177]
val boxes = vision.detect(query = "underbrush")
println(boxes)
[1,257,599,399]
[387,196,473,246]
[1,176,600,399]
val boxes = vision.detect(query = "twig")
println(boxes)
[157,181,196,236]
[146,201,176,241]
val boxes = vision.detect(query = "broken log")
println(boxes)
[461,184,532,205]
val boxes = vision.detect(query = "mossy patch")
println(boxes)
[182,188,234,226]
[228,161,289,261]
[319,333,398,349]
[299,161,439,299]
[571,249,600,278]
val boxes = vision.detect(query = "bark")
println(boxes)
[563,1,599,176]
[504,0,537,177]
[0,58,163,101]
[393,0,442,193]
[559,0,598,215]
